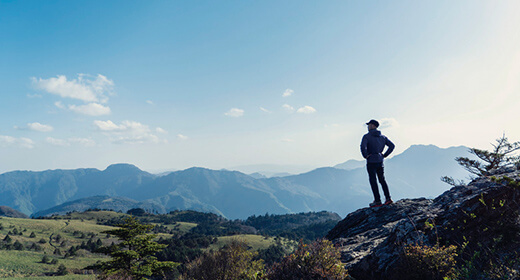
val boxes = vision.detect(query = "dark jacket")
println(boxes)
[360,129,395,163]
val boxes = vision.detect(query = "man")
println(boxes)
[360,119,395,208]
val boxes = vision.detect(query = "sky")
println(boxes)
[1,0,520,173]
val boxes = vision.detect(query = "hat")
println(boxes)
[366,119,379,127]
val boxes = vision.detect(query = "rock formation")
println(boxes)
[327,168,520,280]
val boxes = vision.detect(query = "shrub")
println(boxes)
[13,240,24,250]
[399,243,458,280]
[41,255,50,264]
[57,264,68,275]
[182,239,266,280]
[267,239,347,280]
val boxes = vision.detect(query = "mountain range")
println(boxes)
[0,144,471,219]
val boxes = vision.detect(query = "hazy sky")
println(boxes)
[1,1,520,173]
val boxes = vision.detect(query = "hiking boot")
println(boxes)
[369,201,383,208]
[384,199,393,205]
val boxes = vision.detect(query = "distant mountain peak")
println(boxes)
[104,163,143,173]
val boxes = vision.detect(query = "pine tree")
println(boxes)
[96,216,178,279]
[3,234,12,243]
[456,134,520,176]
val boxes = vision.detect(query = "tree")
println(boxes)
[456,134,520,176]
[57,264,68,275]
[267,239,347,280]
[127,208,147,216]
[96,216,177,279]
[182,239,266,280]
[13,240,24,250]
[3,234,12,243]
[442,134,520,187]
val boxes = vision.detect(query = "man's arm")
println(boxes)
[360,135,369,159]
[383,137,395,158]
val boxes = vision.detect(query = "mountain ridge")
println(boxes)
[0,144,471,219]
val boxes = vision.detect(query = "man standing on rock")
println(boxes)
[360,119,395,208]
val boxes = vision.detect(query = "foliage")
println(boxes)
[399,243,458,280]
[57,264,68,275]
[455,134,520,176]
[95,216,178,280]
[245,211,341,243]
[256,242,290,266]
[181,239,266,280]
[156,233,215,263]
[127,208,147,216]
[267,239,347,280]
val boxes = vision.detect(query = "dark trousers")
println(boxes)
[366,162,391,202]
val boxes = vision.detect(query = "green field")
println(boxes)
[0,210,307,278]
[0,250,103,278]
[0,216,116,278]
[209,234,297,251]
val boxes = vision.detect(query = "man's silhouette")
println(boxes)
[360,119,395,208]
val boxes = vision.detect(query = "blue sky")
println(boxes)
[1,1,519,173]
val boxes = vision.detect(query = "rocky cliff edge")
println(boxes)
[327,168,520,280]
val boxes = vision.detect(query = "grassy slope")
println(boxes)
[0,210,301,278]
[0,216,114,278]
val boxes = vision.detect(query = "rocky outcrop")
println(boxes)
[327,170,520,280]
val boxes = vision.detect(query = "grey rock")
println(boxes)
[327,171,520,280]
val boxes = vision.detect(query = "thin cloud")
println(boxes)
[68,103,111,116]
[46,137,70,147]
[94,120,166,144]
[46,137,96,147]
[282,104,294,112]
[260,107,272,113]
[0,135,34,149]
[15,122,54,132]
[27,122,54,132]
[177,134,189,140]
[379,118,400,129]
[31,74,113,103]
[68,137,96,147]
[281,138,294,142]
[296,106,317,114]
[224,108,244,117]
[283,89,294,97]
[146,100,154,105]
[156,127,167,134]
